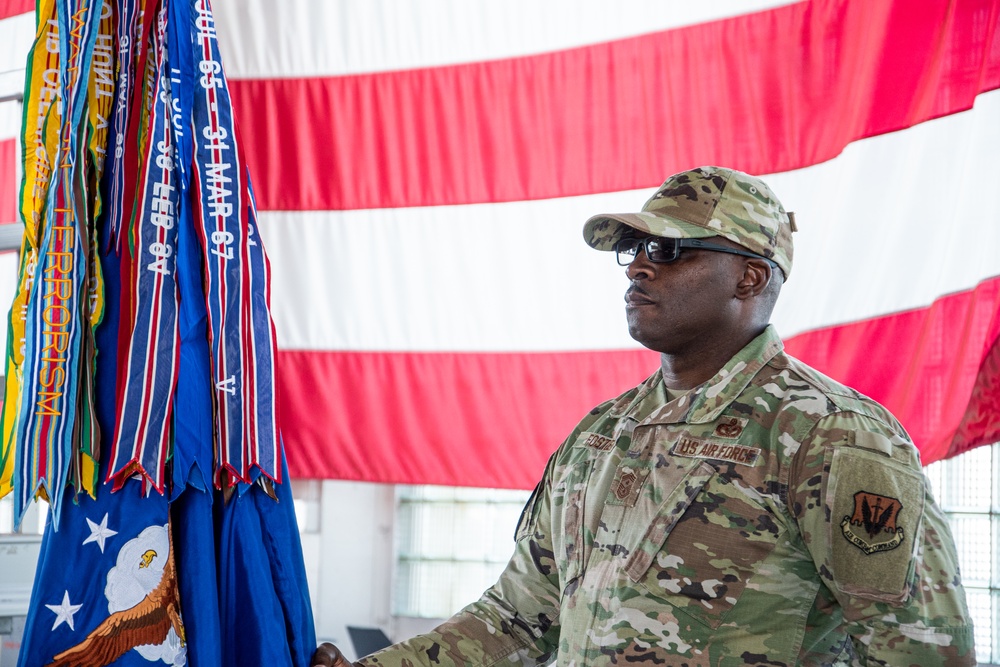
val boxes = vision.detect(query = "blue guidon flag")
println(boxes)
[1,0,314,665]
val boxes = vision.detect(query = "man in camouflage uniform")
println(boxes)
[313,167,976,666]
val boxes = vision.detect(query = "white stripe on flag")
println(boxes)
[0,98,23,139]
[0,11,32,99]
[258,89,1000,353]
[212,0,801,78]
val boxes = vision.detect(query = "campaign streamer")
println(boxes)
[1,0,286,526]
[13,0,104,526]
[109,0,181,494]
[241,170,279,481]
[68,0,116,497]
[190,0,280,487]
[101,0,143,251]
[0,0,60,497]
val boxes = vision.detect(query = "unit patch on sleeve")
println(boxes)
[670,434,761,466]
[826,444,924,602]
[840,491,904,554]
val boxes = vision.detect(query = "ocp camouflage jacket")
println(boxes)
[360,326,976,666]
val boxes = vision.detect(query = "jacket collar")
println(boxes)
[612,325,784,426]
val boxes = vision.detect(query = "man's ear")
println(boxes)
[734,260,772,300]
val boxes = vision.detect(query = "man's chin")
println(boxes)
[626,325,660,353]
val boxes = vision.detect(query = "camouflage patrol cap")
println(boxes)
[583,166,795,278]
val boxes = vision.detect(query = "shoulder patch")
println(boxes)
[827,445,925,603]
[841,491,904,554]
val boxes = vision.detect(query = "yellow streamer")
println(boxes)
[0,0,59,498]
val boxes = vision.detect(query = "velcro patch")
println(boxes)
[827,445,925,603]
[670,434,761,467]
[582,432,615,451]
[606,466,649,507]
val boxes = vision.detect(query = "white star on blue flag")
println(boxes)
[45,591,83,631]
[83,512,118,553]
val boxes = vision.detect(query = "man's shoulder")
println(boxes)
[762,350,906,436]
[590,368,662,420]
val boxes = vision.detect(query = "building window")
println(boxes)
[925,442,1000,663]
[0,494,47,535]
[292,478,321,534]
[393,485,530,619]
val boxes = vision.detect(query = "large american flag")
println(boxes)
[1,0,999,490]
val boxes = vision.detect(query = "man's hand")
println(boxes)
[310,642,355,667]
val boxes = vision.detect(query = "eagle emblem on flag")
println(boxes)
[45,524,186,667]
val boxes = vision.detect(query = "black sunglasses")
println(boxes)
[614,236,779,269]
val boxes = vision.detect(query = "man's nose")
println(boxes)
[625,247,656,280]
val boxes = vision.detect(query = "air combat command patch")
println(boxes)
[841,491,904,554]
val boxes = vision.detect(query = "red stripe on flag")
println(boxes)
[277,347,659,489]
[950,330,1000,456]
[0,0,33,21]
[279,276,1000,488]
[0,138,16,224]
[784,275,1000,465]
[231,0,1000,212]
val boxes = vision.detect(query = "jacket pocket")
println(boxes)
[624,462,715,580]
[626,464,781,629]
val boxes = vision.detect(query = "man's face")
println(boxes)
[622,231,744,355]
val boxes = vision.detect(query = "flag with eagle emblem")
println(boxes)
[9,0,315,664]
[17,213,184,666]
